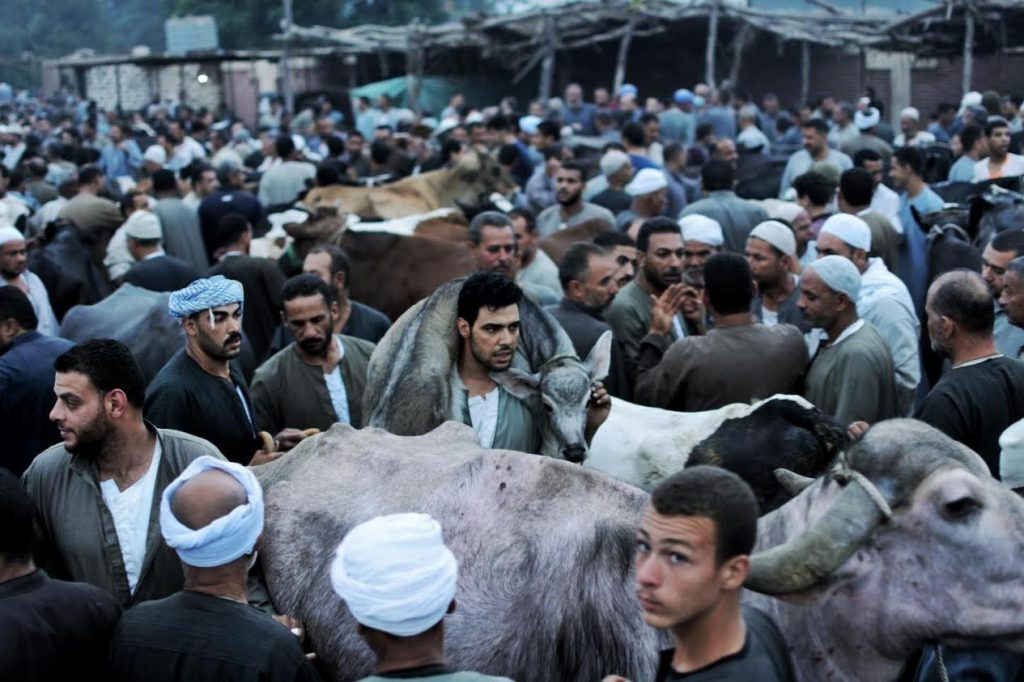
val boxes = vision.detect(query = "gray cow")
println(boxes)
[256,419,1024,682]
[363,277,610,462]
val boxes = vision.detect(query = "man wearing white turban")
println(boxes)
[331,513,513,682]
[817,214,920,415]
[0,224,59,336]
[678,214,723,275]
[146,275,307,465]
[108,456,320,681]
[799,255,898,428]
[616,168,669,239]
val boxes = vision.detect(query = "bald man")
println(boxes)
[108,458,321,681]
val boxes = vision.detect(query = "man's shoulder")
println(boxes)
[606,282,647,313]
[340,334,377,357]
[157,427,224,464]
[22,442,75,484]
[579,202,616,222]
[147,351,195,395]
[351,300,392,325]
[536,204,559,221]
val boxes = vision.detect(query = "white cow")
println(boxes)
[586,394,817,489]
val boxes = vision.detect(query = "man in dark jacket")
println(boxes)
[122,210,200,293]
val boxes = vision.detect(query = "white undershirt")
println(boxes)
[468,387,500,448]
[323,337,351,424]
[235,386,255,432]
[761,307,779,326]
[100,439,162,594]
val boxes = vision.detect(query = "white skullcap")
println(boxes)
[465,111,485,125]
[900,107,920,121]
[518,115,541,136]
[762,201,805,225]
[0,226,24,246]
[808,255,861,301]
[123,210,162,240]
[600,150,630,176]
[960,91,982,113]
[749,220,796,256]
[999,419,1024,489]
[331,513,458,637]
[820,213,872,252]
[854,108,880,130]
[160,456,264,567]
[678,214,724,247]
[143,145,167,165]
[625,168,668,197]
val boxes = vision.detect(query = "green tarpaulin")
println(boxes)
[351,75,536,117]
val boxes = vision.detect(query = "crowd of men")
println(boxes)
[2,76,1024,681]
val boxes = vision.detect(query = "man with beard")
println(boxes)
[635,253,807,412]
[251,274,374,434]
[778,118,852,199]
[747,221,807,331]
[547,243,630,399]
[974,117,1024,181]
[21,339,222,607]
[145,276,305,465]
[452,272,609,452]
[535,161,615,237]
[606,218,695,379]
[800,256,898,428]
[981,231,1024,359]
[916,270,1024,476]
[0,226,58,336]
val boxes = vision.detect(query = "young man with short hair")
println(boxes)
[974,117,1024,181]
[631,466,796,681]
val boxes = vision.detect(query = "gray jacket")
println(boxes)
[22,425,223,607]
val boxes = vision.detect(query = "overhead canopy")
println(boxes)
[351,75,535,114]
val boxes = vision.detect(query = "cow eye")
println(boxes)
[543,403,553,414]
[943,496,982,521]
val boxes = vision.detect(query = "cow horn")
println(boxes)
[774,468,815,496]
[745,480,886,596]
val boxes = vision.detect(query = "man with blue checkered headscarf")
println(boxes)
[145,276,307,464]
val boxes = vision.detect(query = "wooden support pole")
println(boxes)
[406,30,424,118]
[705,0,720,88]
[727,23,753,89]
[962,6,975,95]
[613,16,637,97]
[800,40,811,106]
[538,14,557,102]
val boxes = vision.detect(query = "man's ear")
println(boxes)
[333,270,347,293]
[585,331,612,383]
[456,317,471,340]
[720,555,750,591]
[493,368,541,401]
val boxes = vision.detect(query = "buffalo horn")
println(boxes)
[774,468,815,496]
[745,480,886,595]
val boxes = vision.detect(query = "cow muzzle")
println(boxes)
[562,444,587,464]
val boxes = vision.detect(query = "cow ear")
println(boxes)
[493,368,541,401]
[584,331,612,383]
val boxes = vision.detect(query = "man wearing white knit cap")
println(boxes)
[893,107,935,148]
[332,513,512,682]
[0,223,58,336]
[678,214,722,275]
[617,168,668,238]
[589,149,634,215]
[799,255,898,429]
[108,456,320,681]
[817,214,920,415]
[746,220,806,331]
[122,210,201,293]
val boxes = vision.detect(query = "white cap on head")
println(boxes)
[599,150,630,177]
[0,226,24,246]
[749,220,796,256]
[625,168,668,197]
[518,115,541,136]
[854,108,880,130]
[807,255,861,301]
[678,214,724,247]
[143,145,167,165]
[960,91,983,114]
[900,107,920,121]
[331,513,458,637]
[123,210,162,240]
[465,111,485,125]
[765,201,805,225]
[820,213,872,252]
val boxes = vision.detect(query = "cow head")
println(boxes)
[747,420,1024,669]
[450,149,517,217]
[493,331,612,463]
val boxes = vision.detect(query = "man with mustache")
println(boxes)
[145,276,304,465]
[250,274,374,435]
[21,339,222,607]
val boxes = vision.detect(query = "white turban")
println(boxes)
[960,91,982,114]
[331,513,458,637]
[900,107,920,121]
[0,226,24,246]
[854,108,880,130]
[518,115,541,136]
[625,168,668,197]
[820,214,872,252]
[143,145,167,165]
[600,150,630,177]
[1000,419,1024,489]
[124,211,162,240]
[168,275,244,319]
[749,220,796,256]
[160,456,264,568]
[808,255,861,301]
[679,214,724,247]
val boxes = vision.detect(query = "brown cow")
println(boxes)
[303,150,514,219]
